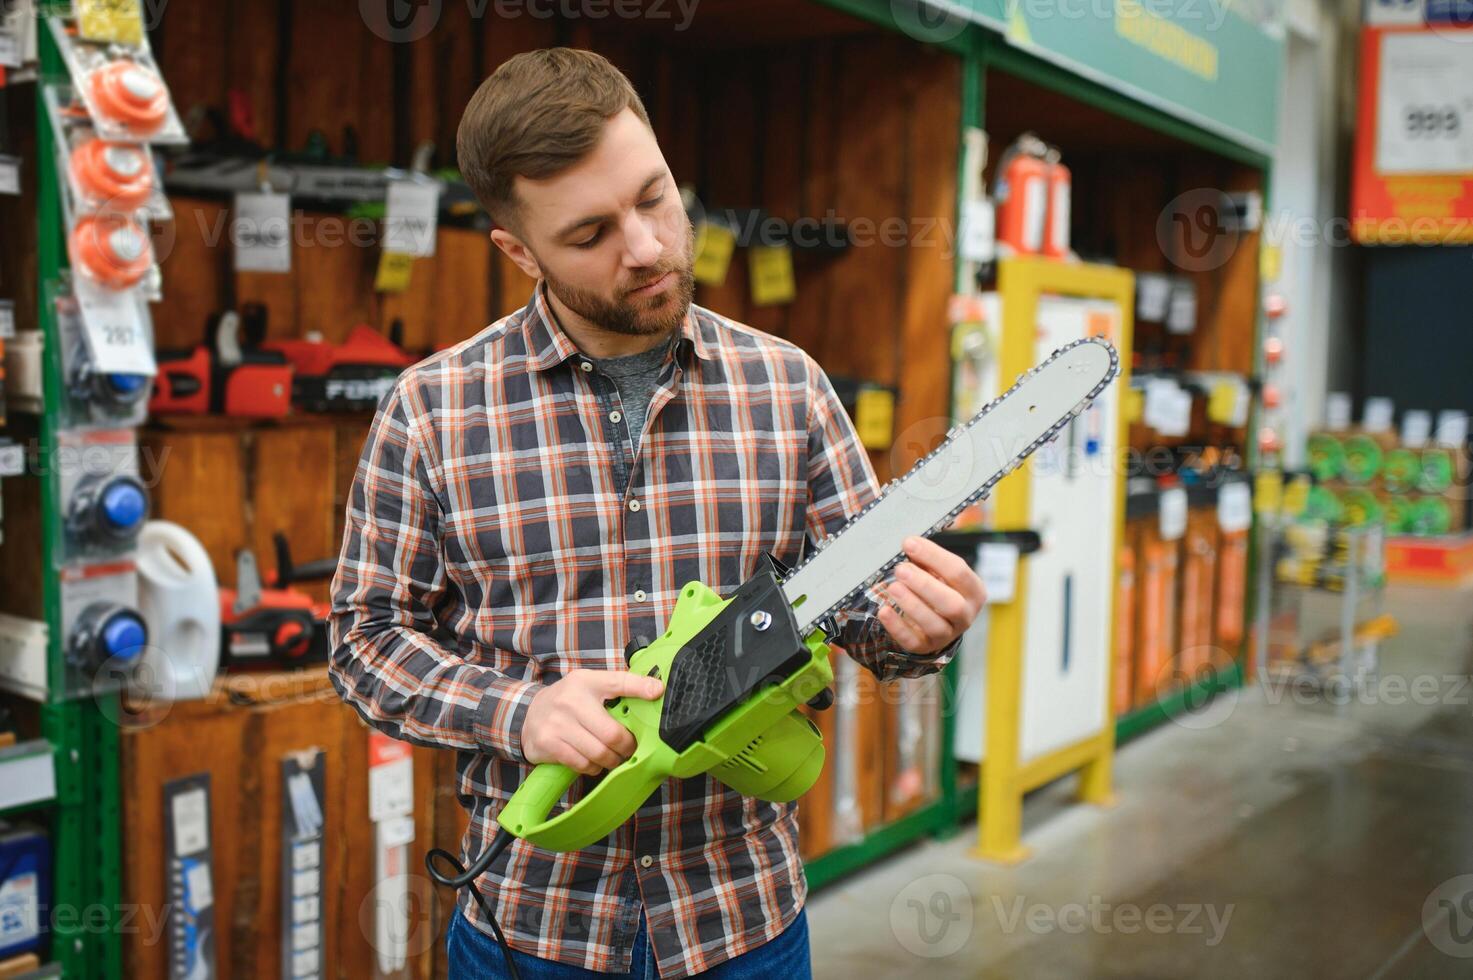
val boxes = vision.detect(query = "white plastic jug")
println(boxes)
[136,520,220,701]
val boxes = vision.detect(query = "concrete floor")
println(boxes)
[808,583,1473,979]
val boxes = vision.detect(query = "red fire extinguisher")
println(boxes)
[994,133,1050,256]
[1043,147,1072,259]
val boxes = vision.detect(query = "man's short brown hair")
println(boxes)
[457,48,652,231]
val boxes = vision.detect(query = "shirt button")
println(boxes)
[610,410,622,423]
[628,499,641,512]
[580,361,593,372]
[634,590,647,602]
[639,855,654,868]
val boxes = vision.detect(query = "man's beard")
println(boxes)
[542,226,697,337]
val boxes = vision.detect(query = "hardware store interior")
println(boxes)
[2,0,1472,977]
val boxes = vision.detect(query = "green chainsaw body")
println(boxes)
[496,561,834,853]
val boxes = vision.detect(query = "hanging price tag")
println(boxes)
[1401,410,1432,447]
[1135,273,1171,322]
[1158,487,1187,541]
[0,299,14,339]
[77,0,145,47]
[748,243,796,306]
[1362,397,1394,433]
[383,181,440,257]
[0,31,19,69]
[854,386,894,450]
[374,251,415,294]
[233,192,292,273]
[959,199,996,263]
[1436,411,1468,449]
[0,155,20,196]
[977,542,1019,604]
[693,221,736,286]
[73,277,156,375]
[1166,280,1197,334]
[368,733,414,823]
[0,442,23,477]
[1217,482,1251,532]
[1254,469,1282,515]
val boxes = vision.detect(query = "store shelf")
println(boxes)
[1115,659,1246,744]
[803,797,954,892]
[0,738,56,815]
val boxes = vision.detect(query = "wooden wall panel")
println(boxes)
[141,428,250,588]
[121,673,443,979]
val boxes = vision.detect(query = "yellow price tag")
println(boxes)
[748,244,796,307]
[1254,470,1282,515]
[77,0,145,46]
[1282,474,1311,517]
[854,386,895,450]
[1124,387,1145,424]
[375,251,415,294]
[692,221,735,287]
[1207,381,1238,425]
[1260,243,1283,284]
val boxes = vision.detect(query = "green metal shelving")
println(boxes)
[2,17,129,977]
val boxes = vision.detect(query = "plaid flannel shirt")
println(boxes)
[328,281,958,975]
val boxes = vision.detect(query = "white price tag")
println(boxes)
[383,181,440,258]
[959,199,996,263]
[0,155,19,196]
[1217,482,1252,533]
[380,813,416,848]
[1144,379,1191,436]
[1136,273,1172,322]
[1325,392,1352,431]
[1166,280,1197,334]
[233,192,293,273]
[0,443,23,477]
[977,542,1019,605]
[0,31,20,68]
[1401,409,1432,446]
[171,787,210,857]
[185,861,214,912]
[73,277,156,376]
[1159,487,1187,541]
[368,755,414,822]
[0,299,14,338]
[1374,33,1473,175]
[1436,411,1468,448]
[1363,396,1395,433]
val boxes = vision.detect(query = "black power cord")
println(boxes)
[426,827,522,980]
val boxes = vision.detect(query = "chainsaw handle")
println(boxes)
[499,739,667,852]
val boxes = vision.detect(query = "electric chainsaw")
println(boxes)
[427,337,1119,975]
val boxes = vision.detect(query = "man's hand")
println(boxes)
[522,669,664,775]
[874,535,986,656]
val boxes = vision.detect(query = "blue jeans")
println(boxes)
[446,904,811,979]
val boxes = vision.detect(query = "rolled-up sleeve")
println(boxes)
[328,378,540,762]
[801,357,961,682]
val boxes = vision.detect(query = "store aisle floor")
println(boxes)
[807,584,1473,979]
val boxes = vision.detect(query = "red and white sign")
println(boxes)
[1352,24,1473,243]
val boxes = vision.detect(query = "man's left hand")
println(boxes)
[874,535,986,656]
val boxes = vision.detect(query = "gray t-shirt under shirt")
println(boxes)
[587,334,676,457]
